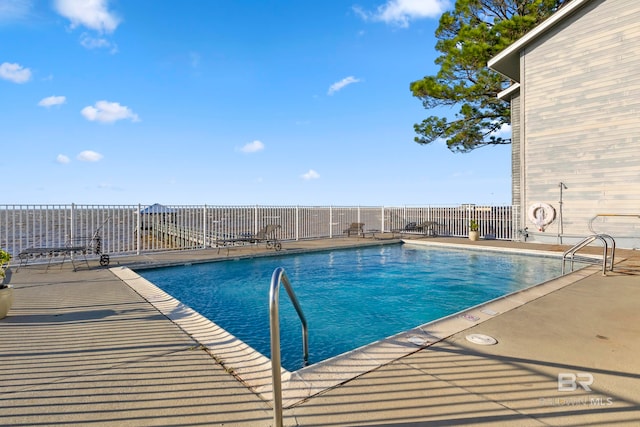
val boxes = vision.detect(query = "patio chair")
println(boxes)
[253,224,282,250]
[415,221,438,237]
[344,223,364,237]
[392,222,418,233]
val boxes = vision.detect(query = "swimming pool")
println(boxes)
[138,243,569,372]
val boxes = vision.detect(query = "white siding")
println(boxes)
[521,0,640,246]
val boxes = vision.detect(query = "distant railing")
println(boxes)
[0,204,520,261]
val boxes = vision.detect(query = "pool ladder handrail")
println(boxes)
[269,267,309,427]
[562,234,615,275]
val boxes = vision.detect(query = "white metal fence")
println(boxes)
[0,204,521,260]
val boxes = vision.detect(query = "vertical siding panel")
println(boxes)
[511,93,521,208]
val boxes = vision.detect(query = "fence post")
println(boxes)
[404,205,407,229]
[70,203,75,242]
[136,204,141,255]
[517,204,521,241]
[329,206,333,239]
[253,205,257,235]
[203,205,207,249]
[295,206,299,241]
[69,204,75,262]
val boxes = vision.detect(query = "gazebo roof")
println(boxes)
[139,203,175,214]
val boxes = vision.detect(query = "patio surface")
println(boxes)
[1,237,639,426]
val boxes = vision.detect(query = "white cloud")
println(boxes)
[241,140,265,153]
[77,150,103,162]
[0,62,31,83]
[53,0,120,33]
[301,169,320,180]
[490,123,512,139]
[80,33,117,52]
[38,95,67,107]
[354,0,448,27]
[56,154,70,164]
[328,76,361,95]
[0,0,33,22]
[81,100,140,123]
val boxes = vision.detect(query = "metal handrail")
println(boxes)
[269,267,309,427]
[562,234,615,275]
[588,213,640,234]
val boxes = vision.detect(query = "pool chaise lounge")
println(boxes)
[17,230,111,271]
[215,224,282,251]
[392,221,438,237]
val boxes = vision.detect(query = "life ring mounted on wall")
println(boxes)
[527,202,556,232]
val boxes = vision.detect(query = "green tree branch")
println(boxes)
[411,0,570,152]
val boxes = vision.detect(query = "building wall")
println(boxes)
[520,0,640,248]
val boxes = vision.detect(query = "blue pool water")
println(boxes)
[139,243,566,371]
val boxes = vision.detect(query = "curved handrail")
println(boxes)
[600,233,616,271]
[562,234,615,275]
[269,267,309,427]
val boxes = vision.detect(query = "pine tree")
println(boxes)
[411,0,570,152]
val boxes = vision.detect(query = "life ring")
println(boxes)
[528,202,556,231]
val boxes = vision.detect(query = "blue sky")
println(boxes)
[1,0,512,206]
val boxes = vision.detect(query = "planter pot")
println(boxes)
[0,285,13,319]
[468,231,480,241]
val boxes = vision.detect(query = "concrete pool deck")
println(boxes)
[1,237,639,426]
